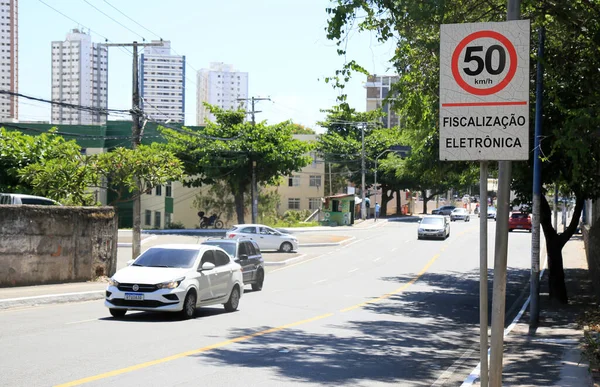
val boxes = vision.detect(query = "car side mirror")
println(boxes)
[200,262,215,271]
[127,259,135,266]
[239,254,248,260]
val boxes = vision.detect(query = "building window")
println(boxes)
[154,211,161,228]
[156,185,162,196]
[165,213,172,226]
[309,198,321,210]
[165,182,172,197]
[145,210,152,226]
[309,175,322,187]
[288,175,300,187]
[288,198,300,210]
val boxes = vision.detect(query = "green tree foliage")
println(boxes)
[94,144,185,205]
[325,0,600,302]
[289,123,316,135]
[0,127,80,193]
[161,104,313,224]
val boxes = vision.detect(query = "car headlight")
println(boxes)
[156,277,184,289]
[108,278,119,287]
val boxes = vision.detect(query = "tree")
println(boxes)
[289,123,316,135]
[161,104,313,224]
[325,0,600,303]
[0,127,80,194]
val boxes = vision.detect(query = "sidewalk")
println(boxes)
[0,233,355,310]
[468,236,595,386]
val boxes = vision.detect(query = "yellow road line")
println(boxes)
[55,313,334,387]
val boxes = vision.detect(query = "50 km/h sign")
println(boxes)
[440,20,530,161]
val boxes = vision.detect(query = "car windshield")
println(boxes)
[453,209,465,213]
[421,217,444,226]
[202,241,236,257]
[133,248,198,268]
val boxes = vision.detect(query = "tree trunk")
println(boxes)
[422,190,428,214]
[231,181,246,224]
[396,189,402,215]
[539,194,584,304]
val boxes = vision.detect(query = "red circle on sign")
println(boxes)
[451,30,518,96]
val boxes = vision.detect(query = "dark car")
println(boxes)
[432,205,456,216]
[202,238,265,291]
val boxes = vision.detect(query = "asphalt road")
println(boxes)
[0,218,535,387]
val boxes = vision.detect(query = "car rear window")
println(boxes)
[511,213,528,219]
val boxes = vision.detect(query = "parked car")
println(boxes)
[0,193,61,205]
[478,206,497,220]
[417,215,451,240]
[202,238,265,291]
[105,244,244,319]
[450,208,470,222]
[225,224,299,252]
[508,211,532,232]
[431,205,456,216]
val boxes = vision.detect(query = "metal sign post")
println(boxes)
[439,15,529,387]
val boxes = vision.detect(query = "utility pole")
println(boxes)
[237,96,271,224]
[360,122,366,220]
[490,2,520,386]
[329,162,333,196]
[104,40,163,259]
[531,26,545,327]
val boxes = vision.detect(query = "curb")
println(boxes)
[0,290,104,310]
[264,254,307,266]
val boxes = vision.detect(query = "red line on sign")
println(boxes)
[442,101,527,107]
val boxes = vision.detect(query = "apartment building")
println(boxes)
[365,74,400,128]
[140,40,185,123]
[0,0,17,121]
[51,29,108,125]
[196,62,248,125]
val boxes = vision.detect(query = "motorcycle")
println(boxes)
[198,211,224,229]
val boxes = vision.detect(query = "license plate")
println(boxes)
[125,293,144,301]
[517,225,523,228]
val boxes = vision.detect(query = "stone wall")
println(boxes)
[0,206,117,287]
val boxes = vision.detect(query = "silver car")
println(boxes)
[225,224,299,252]
[418,215,451,240]
[450,208,470,222]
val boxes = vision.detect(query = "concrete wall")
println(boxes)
[0,206,117,287]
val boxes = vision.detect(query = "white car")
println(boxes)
[105,244,244,319]
[450,208,470,222]
[417,215,451,240]
[225,224,299,252]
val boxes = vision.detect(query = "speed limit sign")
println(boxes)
[439,20,530,161]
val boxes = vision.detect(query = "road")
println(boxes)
[0,218,535,387]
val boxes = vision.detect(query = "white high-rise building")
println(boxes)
[0,0,18,121]
[196,62,248,125]
[140,41,185,123]
[365,74,400,129]
[51,29,108,125]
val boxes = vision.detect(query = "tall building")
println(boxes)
[139,41,185,123]
[365,74,400,128]
[51,29,108,125]
[0,0,18,121]
[196,62,248,125]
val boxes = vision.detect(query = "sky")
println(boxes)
[19,0,396,132]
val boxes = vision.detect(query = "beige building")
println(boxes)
[366,74,400,128]
[140,134,325,229]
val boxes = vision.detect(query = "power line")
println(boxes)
[82,0,144,40]
[0,90,131,115]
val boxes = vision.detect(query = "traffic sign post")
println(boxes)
[439,18,530,387]
[440,20,530,161]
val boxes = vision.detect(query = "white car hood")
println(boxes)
[113,266,189,284]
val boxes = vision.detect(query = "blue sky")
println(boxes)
[20,0,396,131]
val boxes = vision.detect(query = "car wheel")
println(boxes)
[280,242,293,253]
[109,308,126,318]
[180,291,197,319]
[224,285,240,312]
[251,270,264,291]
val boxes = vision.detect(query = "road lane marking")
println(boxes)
[340,253,440,313]
[313,279,328,284]
[373,257,382,262]
[347,268,359,274]
[269,253,326,273]
[390,247,398,252]
[55,312,334,387]
[65,318,98,325]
